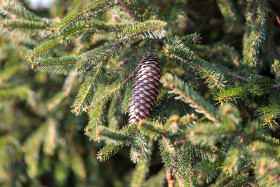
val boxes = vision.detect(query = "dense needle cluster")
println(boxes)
[129,54,162,124]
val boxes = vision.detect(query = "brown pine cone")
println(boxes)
[129,54,162,124]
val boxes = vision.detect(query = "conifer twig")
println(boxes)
[84,71,136,110]
[163,81,221,124]
[117,0,139,22]
[223,70,280,88]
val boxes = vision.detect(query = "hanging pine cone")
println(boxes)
[129,54,162,124]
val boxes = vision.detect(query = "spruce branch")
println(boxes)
[33,56,78,73]
[29,24,120,61]
[222,69,280,89]
[243,0,269,66]
[137,120,164,140]
[97,143,123,162]
[223,137,244,174]
[163,36,225,88]
[179,114,197,127]
[117,20,166,40]
[28,39,65,61]
[192,160,223,183]
[138,116,183,138]
[189,128,251,142]
[261,101,280,125]
[130,140,152,185]
[216,0,240,30]
[161,139,192,186]
[131,161,149,186]
[84,73,133,111]
[252,140,280,158]
[72,61,104,115]
[223,174,246,187]
[85,84,107,140]
[28,20,165,63]
[162,74,222,124]
[249,0,268,66]
[0,1,51,23]
[91,125,128,143]
[0,64,21,84]
[43,116,57,155]
[138,117,194,186]
[1,20,49,32]
[23,123,48,178]
[84,55,150,111]
[223,70,250,82]
[52,0,118,34]
[117,0,139,22]
[144,169,166,186]
[174,139,218,158]
[34,61,76,68]
[48,71,77,111]
[162,116,179,134]
[256,159,280,185]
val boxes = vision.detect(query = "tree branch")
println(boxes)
[117,0,139,22]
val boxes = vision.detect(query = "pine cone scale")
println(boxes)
[129,54,161,124]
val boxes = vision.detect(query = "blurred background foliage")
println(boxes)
[0,25,137,186]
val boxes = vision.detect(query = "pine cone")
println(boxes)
[129,54,162,124]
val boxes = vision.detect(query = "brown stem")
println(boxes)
[166,169,175,187]
[117,0,139,22]
[59,0,68,18]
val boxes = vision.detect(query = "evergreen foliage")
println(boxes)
[1,0,280,186]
